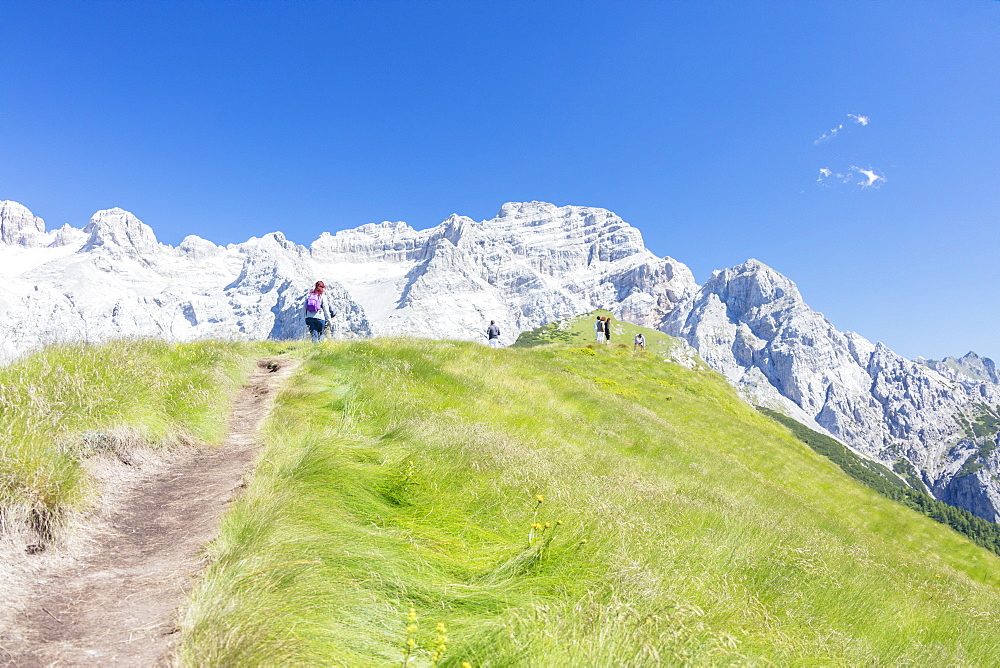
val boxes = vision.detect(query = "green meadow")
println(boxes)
[0,339,259,537]
[176,336,1000,665]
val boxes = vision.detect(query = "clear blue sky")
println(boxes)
[2,1,998,361]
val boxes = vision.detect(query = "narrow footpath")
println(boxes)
[0,357,297,667]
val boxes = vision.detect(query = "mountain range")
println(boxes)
[2,198,999,522]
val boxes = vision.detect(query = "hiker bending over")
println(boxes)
[304,280,337,343]
[633,333,646,352]
[487,320,501,348]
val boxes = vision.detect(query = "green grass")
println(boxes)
[0,338,265,539]
[179,338,1000,665]
[956,403,1000,442]
[512,310,690,361]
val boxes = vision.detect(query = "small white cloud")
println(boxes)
[816,167,849,184]
[815,113,871,144]
[817,165,886,188]
[851,165,886,188]
[814,123,844,144]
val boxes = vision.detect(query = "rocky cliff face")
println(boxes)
[661,259,1000,521]
[0,200,696,359]
[310,201,696,342]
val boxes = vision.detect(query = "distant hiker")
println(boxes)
[304,280,337,343]
[595,316,605,344]
[487,320,501,348]
[604,316,612,344]
[633,333,646,352]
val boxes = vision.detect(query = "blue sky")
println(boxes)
[2,1,998,361]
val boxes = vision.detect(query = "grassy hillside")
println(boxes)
[512,310,688,360]
[180,338,1000,665]
[0,339,261,540]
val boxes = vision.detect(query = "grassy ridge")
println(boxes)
[513,310,687,360]
[0,339,259,538]
[180,339,1000,665]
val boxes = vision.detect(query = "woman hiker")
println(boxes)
[304,280,337,343]
[595,316,606,344]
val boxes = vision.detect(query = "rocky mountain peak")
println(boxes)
[0,200,46,246]
[178,234,220,260]
[496,201,561,220]
[310,220,423,262]
[437,214,476,244]
[701,259,804,321]
[487,202,651,271]
[51,223,87,248]
[82,208,160,253]
[494,201,627,234]
[916,351,1000,384]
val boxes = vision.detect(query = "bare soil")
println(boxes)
[0,357,297,667]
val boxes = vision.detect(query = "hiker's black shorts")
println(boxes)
[306,317,324,336]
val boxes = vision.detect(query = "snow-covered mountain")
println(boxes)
[4,198,999,522]
[0,200,696,361]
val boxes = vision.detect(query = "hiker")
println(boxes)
[633,333,646,352]
[604,316,612,344]
[486,320,501,348]
[595,316,605,344]
[304,280,337,343]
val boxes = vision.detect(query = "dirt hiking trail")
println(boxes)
[0,357,297,667]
